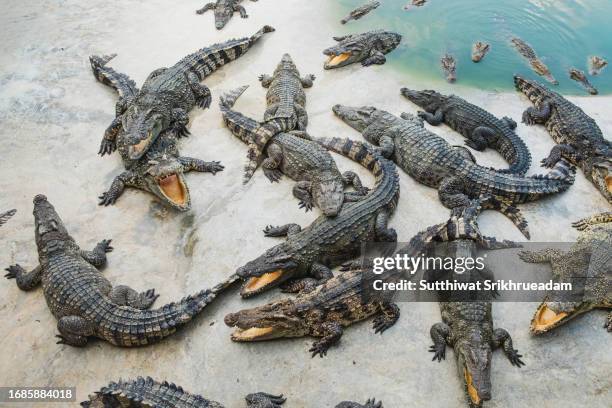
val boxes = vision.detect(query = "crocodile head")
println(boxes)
[225,298,308,341]
[123,100,170,160]
[312,171,345,217]
[590,148,612,203]
[400,88,446,113]
[214,5,235,30]
[332,104,400,145]
[455,336,493,407]
[144,156,191,211]
[530,300,594,334]
[237,244,298,298]
[323,32,401,69]
[33,195,75,255]
[275,53,299,73]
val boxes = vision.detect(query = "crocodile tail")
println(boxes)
[178,25,275,80]
[532,158,576,183]
[0,209,16,227]
[316,137,385,183]
[89,54,138,99]
[479,196,530,239]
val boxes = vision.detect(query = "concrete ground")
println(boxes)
[0,1,609,407]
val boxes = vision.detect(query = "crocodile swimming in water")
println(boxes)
[588,56,607,76]
[333,104,576,236]
[401,88,531,175]
[236,137,399,298]
[196,0,259,30]
[220,86,368,216]
[341,1,380,24]
[90,26,274,164]
[569,68,598,95]
[440,54,457,82]
[323,30,402,69]
[4,195,238,347]
[511,37,558,85]
[514,75,612,204]
[471,42,490,63]
[519,212,612,334]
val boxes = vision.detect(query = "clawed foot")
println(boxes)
[207,161,224,175]
[198,95,212,109]
[174,124,191,138]
[262,225,284,237]
[540,156,557,168]
[98,191,118,206]
[429,344,446,362]
[98,139,116,156]
[139,289,160,308]
[372,316,393,334]
[298,199,313,212]
[309,341,330,358]
[263,168,282,183]
[4,264,23,279]
[522,111,536,125]
[507,349,525,367]
[55,334,68,345]
[96,239,113,253]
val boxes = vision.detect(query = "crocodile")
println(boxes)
[4,195,239,347]
[323,30,402,69]
[196,0,259,30]
[519,212,612,334]
[0,209,16,227]
[471,42,490,63]
[90,26,274,163]
[514,75,612,203]
[82,377,284,407]
[220,86,368,216]
[439,54,457,83]
[510,37,558,85]
[400,88,531,175]
[404,0,427,9]
[427,200,525,408]
[332,104,577,237]
[98,129,224,211]
[588,55,608,76]
[341,1,380,24]
[236,137,399,298]
[569,68,598,95]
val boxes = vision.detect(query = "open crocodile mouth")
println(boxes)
[325,53,352,68]
[530,304,568,333]
[128,131,154,159]
[464,369,482,406]
[231,326,275,341]
[240,270,285,297]
[157,173,187,207]
[606,175,612,193]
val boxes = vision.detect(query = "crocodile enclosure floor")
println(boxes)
[0,1,610,407]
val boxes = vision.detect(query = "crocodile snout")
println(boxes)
[33,194,48,204]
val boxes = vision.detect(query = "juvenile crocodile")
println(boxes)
[98,130,223,211]
[333,104,577,237]
[511,37,558,85]
[220,86,368,216]
[341,1,380,24]
[196,0,258,30]
[0,209,16,227]
[428,200,525,408]
[588,55,608,76]
[401,88,531,175]
[514,75,612,203]
[323,30,402,69]
[569,68,598,95]
[4,195,238,347]
[236,137,399,298]
[440,54,457,82]
[90,26,274,163]
[471,42,490,63]
[82,377,284,407]
[519,212,611,334]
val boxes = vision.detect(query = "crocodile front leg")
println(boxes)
[310,262,333,280]
[263,223,301,237]
[492,328,525,367]
[372,302,400,334]
[522,100,551,125]
[375,209,397,242]
[4,265,43,291]
[108,285,159,309]
[80,239,113,268]
[185,71,212,109]
[362,50,386,66]
[99,116,122,156]
[541,144,580,168]
[429,322,451,361]
[262,143,283,182]
[518,248,564,264]
[301,74,316,88]
[438,176,472,209]
[310,321,343,357]
[195,2,215,14]
[245,392,286,408]
[376,135,395,159]
[99,170,138,206]
[343,171,369,196]
[234,4,248,18]
[293,181,314,212]
[259,74,273,88]
[56,316,94,347]
[179,157,224,174]
[415,109,444,126]
[466,126,496,151]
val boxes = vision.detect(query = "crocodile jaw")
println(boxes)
[530,304,569,334]
[230,327,276,341]
[128,130,154,160]
[464,369,482,407]
[324,53,352,69]
[156,173,190,211]
[240,270,285,298]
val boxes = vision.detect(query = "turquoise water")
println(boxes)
[332,0,611,94]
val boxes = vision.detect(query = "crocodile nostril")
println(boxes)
[33,194,47,204]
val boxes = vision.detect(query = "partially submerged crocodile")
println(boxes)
[323,30,402,69]
[404,0,427,9]
[4,195,238,347]
[427,201,525,408]
[196,0,258,30]
[220,86,368,216]
[91,26,274,163]
[333,104,576,237]
[400,88,531,175]
[471,42,490,63]
[236,137,399,298]
[515,75,612,203]
[519,212,611,334]
[569,68,598,95]
[440,54,457,82]
[0,209,16,227]
[511,37,558,85]
[341,1,380,24]
[588,55,608,76]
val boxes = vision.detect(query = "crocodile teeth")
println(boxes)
[531,304,568,332]
[327,53,351,66]
[243,271,284,293]
[231,327,274,341]
[157,174,186,205]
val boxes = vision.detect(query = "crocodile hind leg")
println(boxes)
[466,126,496,151]
[56,316,94,347]
[572,212,612,230]
[518,248,564,264]
[234,4,248,18]
[362,50,387,66]
[438,177,472,209]
[4,265,42,291]
[108,285,159,309]
[179,157,224,174]
[80,239,114,268]
[99,171,138,206]
[372,302,400,334]
[195,3,215,14]
[415,109,444,126]
[541,144,580,168]
[185,71,212,109]
[310,321,343,357]
[301,74,316,88]
[522,100,551,125]
[262,143,283,182]
[263,223,301,237]
[259,74,273,88]
[452,146,477,163]
[293,181,314,211]
[375,209,397,242]
[343,171,369,196]
[492,328,525,367]
[429,322,450,361]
